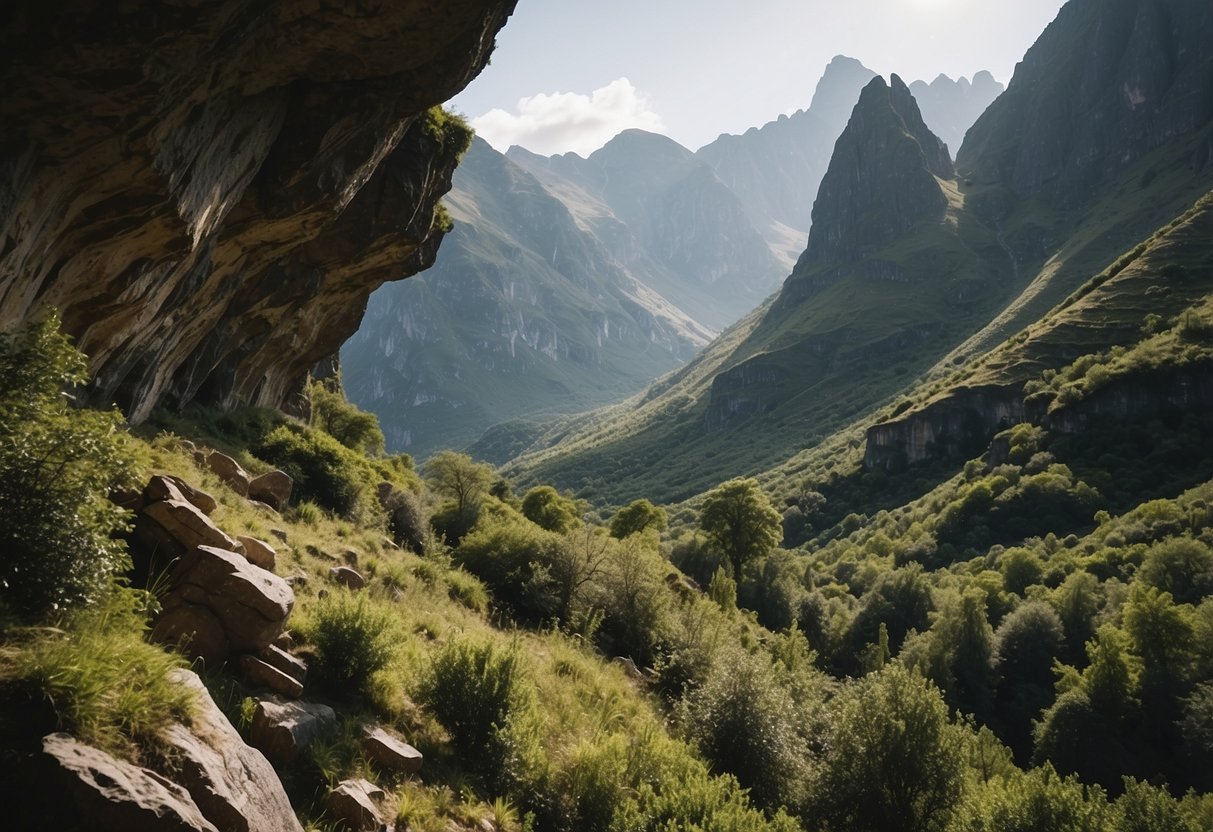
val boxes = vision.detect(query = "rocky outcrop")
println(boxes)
[161,670,303,832]
[959,0,1213,209]
[152,546,294,664]
[864,386,1027,470]
[790,74,953,278]
[39,733,219,832]
[0,0,517,422]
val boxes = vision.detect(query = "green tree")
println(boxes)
[424,450,494,542]
[0,314,135,621]
[609,498,668,539]
[699,478,782,581]
[520,485,582,534]
[813,663,966,832]
[307,379,386,456]
[994,600,1065,757]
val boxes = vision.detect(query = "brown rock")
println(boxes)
[141,499,241,555]
[325,779,386,831]
[206,452,250,496]
[249,699,336,766]
[362,726,423,774]
[236,536,277,571]
[381,536,400,551]
[247,499,282,517]
[161,670,304,832]
[41,732,219,832]
[329,566,367,590]
[260,643,308,685]
[237,655,303,699]
[152,546,294,663]
[341,548,361,566]
[270,528,289,542]
[248,470,293,511]
[145,475,219,515]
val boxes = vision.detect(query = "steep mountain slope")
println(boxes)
[695,58,1002,265]
[342,138,710,457]
[695,56,878,263]
[507,130,784,331]
[504,0,1213,508]
[0,0,517,421]
[504,75,1010,504]
[908,71,1004,156]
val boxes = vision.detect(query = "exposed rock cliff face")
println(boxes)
[908,71,1004,158]
[789,75,953,279]
[0,0,516,421]
[959,0,1213,210]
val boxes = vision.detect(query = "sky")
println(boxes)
[450,0,1069,157]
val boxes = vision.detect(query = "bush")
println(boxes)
[679,648,809,813]
[0,314,136,621]
[296,591,397,696]
[422,638,537,790]
[382,486,429,553]
[255,422,378,521]
[520,486,582,534]
[308,380,386,455]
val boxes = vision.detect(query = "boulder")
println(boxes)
[248,470,293,511]
[236,536,277,571]
[152,546,294,663]
[260,644,308,685]
[41,732,219,832]
[145,475,218,516]
[247,499,281,517]
[142,499,241,555]
[329,566,367,590]
[325,778,386,831]
[161,670,304,832]
[206,452,250,496]
[249,699,336,765]
[362,726,423,774]
[270,528,289,542]
[237,655,303,699]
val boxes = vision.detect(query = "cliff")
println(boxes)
[0,0,516,421]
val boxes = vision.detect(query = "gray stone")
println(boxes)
[238,654,303,698]
[325,778,385,831]
[329,565,367,590]
[141,498,241,555]
[236,535,277,571]
[145,475,218,515]
[249,698,336,765]
[206,451,250,496]
[41,732,218,832]
[152,546,294,663]
[362,726,423,774]
[248,470,293,511]
[161,670,304,832]
[260,643,307,685]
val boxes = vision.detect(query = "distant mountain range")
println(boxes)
[501,0,1213,506]
[343,56,1004,459]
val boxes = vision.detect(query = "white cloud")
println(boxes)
[470,78,664,157]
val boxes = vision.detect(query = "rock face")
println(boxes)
[0,0,517,422]
[161,670,304,832]
[959,0,1213,210]
[791,74,953,277]
[40,732,219,832]
[153,546,294,664]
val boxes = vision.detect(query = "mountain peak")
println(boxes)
[794,73,952,271]
[808,55,880,132]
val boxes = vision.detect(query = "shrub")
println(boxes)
[308,380,386,455]
[382,486,429,553]
[679,648,809,813]
[609,499,668,539]
[296,591,397,696]
[520,485,582,534]
[255,422,377,520]
[0,314,136,621]
[422,638,537,790]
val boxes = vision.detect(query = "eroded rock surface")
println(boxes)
[0,0,517,421]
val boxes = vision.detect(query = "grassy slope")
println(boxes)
[504,130,1213,509]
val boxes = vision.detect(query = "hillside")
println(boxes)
[502,0,1213,508]
[341,138,712,458]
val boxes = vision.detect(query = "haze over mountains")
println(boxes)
[502,0,1213,506]
[345,56,1004,458]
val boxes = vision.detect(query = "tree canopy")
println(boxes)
[700,478,783,580]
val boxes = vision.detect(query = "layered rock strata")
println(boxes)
[0,0,516,421]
